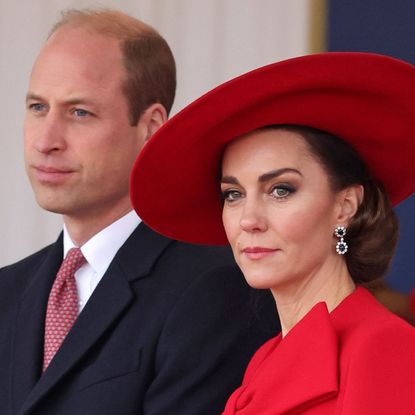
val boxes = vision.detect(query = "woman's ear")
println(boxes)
[336,184,364,225]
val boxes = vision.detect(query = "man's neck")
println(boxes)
[64,207,134,246]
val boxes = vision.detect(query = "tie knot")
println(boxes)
[62,247,86,274]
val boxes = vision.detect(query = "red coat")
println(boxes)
[222,287,415,414]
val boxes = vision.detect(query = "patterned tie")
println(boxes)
[43,247,86,371]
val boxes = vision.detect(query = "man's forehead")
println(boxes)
[31,31,123,83]
[41,25,122,63]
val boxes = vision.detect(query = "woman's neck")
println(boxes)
[272,259,355,337]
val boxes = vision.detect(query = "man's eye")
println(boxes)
[73,109,90,117]
[29,103,46,112]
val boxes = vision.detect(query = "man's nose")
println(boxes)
[33,112,66,154]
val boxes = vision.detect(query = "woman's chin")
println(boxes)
[242,272,283,291]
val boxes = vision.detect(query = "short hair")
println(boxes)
[265,125,399,283]
[49,9,176,125]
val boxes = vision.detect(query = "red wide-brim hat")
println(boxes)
[131,52,415,245]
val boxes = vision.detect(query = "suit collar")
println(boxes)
[16,224,173,415]
[113,222,173,281]
[64,210,140,276]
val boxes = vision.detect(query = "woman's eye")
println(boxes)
[270,185,294,199]
[221,189,242,202]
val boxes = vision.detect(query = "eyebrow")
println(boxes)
[221,168,302,185]
[258,168,302,182]
[25,93,43,103]
[25,93,97,107]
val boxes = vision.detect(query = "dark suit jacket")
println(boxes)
[0,223,277,415]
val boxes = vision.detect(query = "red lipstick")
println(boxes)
[242,247,278,260]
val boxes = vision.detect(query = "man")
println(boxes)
[0,9,276,415]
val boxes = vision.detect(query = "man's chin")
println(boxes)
[34,195,73,215]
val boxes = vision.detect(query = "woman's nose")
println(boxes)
[239,199,267,233]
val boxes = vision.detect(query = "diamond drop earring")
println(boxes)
[334,226,348,255]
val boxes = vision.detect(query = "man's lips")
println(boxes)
[32,165,75,183]
[35,165,73,173]
[241,247,279,260]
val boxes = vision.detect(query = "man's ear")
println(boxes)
[138,103,168,142]
[336,184,364,225]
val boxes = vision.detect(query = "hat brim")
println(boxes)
[131,52,415,245]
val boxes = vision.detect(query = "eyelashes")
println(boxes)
[28,102,47,113]
[221,189,242,202]
[221,183,297,203]
[270,183,296,199]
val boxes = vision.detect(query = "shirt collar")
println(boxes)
[63,210,141,275]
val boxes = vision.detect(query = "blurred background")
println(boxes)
[0,0,413,316]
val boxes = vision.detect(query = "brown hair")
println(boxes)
[49,9,176,125]
[268,125,399,283]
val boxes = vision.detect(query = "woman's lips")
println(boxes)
[241,247,279,260]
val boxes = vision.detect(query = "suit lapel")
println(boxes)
[18,224,172,415]
[11,236,63,414]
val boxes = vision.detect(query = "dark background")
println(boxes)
[328,0,415,293]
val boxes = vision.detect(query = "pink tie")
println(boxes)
[43,247,86,371]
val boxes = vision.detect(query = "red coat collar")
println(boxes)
[227,302,338,414]
[223,288,380,414]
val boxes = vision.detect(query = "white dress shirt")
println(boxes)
[63,210,141,313]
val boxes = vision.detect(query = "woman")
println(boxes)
[130,53,415,413]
